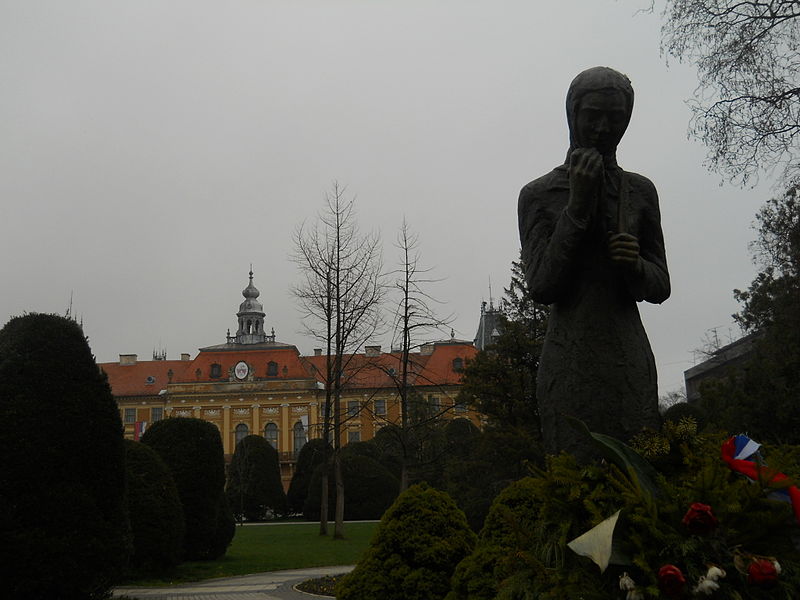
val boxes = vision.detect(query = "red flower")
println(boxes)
[658,565,686,597]
[747,559,778,586]
[681,502,718,535]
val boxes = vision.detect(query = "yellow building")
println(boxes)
[101,272,479,488]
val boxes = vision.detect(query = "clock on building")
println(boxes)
[234,361,249,380]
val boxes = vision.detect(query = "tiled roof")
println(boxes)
[180,346,313,382]
[100,360,189,397]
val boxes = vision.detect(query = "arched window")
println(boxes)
[293,420,306,456]
[267,361,278,376]
[210,363,222,378]
[235,423,249,446]
[264,422,278,449]
[452,357,464,372]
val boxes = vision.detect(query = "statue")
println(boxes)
[518,67,670,458]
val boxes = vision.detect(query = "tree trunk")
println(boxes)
[319,468,329,536]
[333,450,345,539]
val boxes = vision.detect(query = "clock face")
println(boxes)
[234,361,249,380]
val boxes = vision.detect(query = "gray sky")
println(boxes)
[0,1,772,397]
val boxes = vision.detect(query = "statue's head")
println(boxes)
[566,66,634,157]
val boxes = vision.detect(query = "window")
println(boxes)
[347,400,359,419]
[452,357,464,372]
[124,408,136,424]
[235,423,249,446]
[319,402,330,419]
[267,361,278,376]
[429,395,441,413]
[210,363,222,378]
[151,407,163,422]
[293,421,307,455]
[264,422,278,449]
[348,430,361,443]
[454,400,468,415]
[374,398,386,417]
[145,375,156,385]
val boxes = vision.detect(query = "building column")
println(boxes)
[280,403,290,454]
[252,403,261,436]
[223,405,231,454]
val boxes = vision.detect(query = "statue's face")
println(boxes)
[573,89,629,154]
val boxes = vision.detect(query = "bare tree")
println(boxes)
[658,0,800,186]
[381,220,454,491]
[292,182,384,539]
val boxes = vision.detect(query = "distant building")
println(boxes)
[683,333,760,401]
[474,300,502,350]
[100,271,479,489]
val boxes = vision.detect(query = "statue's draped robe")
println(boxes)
[518,163,669,457]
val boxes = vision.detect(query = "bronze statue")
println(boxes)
[518,67,670,457]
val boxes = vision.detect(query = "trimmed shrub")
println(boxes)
[303,453,399,521]
[663,401,708,428]
[226,434,287,521]
[141,417,232,560]
[287,437,330,514]
[447,477,540,600]
[124,440,184,574]
[210,492,236,559]
[336,483,476,600]
[0,313,130,599]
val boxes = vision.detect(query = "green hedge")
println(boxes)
[303,452,399,521]
[124,439,184,573]
[141,417,233,560]
[336,483,476,600]
[0,313,130,599]
[226,434,287,521]
[287,438,330,514]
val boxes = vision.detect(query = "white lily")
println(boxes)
[706,565,726,581]
[693,575,720,596]
[619,572,636,591]
[626,590,644,600]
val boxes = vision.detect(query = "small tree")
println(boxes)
[292,181,384,538]
[124,439,184,574]
[141,417,233,560]
[336,483,476,600]
[226,434,287,521]
[0,313,130,599]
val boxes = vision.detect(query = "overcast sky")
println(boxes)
[0,1,773,397]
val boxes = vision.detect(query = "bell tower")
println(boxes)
[229,269,270,345]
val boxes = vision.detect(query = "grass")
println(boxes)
[121,521,377,586]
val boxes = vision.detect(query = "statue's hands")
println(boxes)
[608,232,642,272]
[567,148,603,222]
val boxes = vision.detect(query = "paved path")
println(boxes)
[113,566,354,600]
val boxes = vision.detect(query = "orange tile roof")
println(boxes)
[100,360,189,397]
[181,346,313,382]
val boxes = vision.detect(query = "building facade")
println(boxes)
[101,272,479,488]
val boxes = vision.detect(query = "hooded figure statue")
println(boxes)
[518,66,670,458]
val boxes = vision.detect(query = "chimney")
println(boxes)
[181,353,190,361]
[314,348,322,356]
[365,345,381,357]
[119,354,137,366]
[419,344,434,356]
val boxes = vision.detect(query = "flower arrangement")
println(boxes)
[464,418,800,599]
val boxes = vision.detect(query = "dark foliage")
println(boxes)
[663,401,708,429]
[303,452,399,521]
[0,313,130,599]
[696,187,800,444]
[124,440,184,574]
[226,434,287,521]
[336,483,476,600]
[287,438,331,514]
[141,417,232,560]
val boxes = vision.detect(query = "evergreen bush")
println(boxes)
[226,434,287,521]
[286,437,330,514]
[303,452,399,521]
[336,483,476,600]
[141,417,232,560]
[124,439,184,574]
[0,313,130,599]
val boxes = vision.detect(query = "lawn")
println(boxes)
[122,521,377,586]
